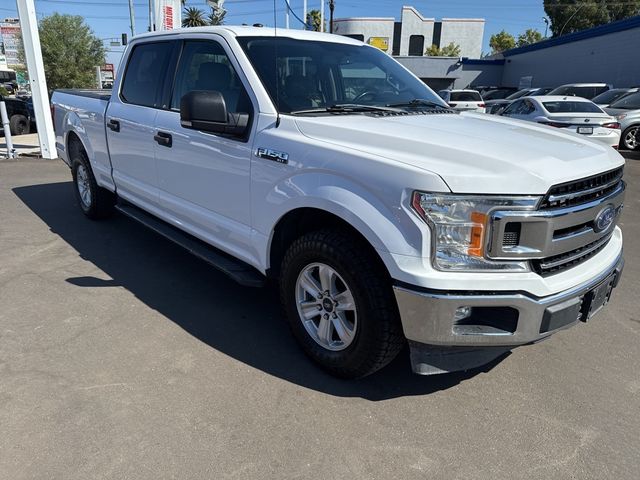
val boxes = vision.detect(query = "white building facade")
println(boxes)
[332,6,484,58]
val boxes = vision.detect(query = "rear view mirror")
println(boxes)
[180,91,249,137]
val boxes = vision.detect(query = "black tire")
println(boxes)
[9,114,30,136]
[280,229,404,378]
[621,126,639,151]
[70,145,115,219]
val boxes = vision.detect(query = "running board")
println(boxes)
[115,202,266,288]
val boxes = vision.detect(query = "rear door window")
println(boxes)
[121,41,175,108]
[609,92,640,110]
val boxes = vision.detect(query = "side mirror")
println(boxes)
[180,90,249,137]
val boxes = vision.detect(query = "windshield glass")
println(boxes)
[450,91,482,102]
[609,92,640,110]
[237,37,447,113]
[505,89,531,101]
[592,89,630,104]
[542,101,604,114]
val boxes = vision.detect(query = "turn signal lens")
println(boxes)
[468,212,487,257]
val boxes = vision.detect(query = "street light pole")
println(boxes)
[320,0,324,32]
[329,0,334,33]
[128,0,135,37]
[15,0,57,159]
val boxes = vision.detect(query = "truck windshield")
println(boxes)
[237,36,447,114]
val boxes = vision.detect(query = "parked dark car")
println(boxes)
[0,95,31,136]
[487,87,554,114]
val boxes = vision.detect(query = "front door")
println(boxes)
[153,38,256,262]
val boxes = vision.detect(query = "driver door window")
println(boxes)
[170,40,251,115]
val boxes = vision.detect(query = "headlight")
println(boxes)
[411,192,539,271]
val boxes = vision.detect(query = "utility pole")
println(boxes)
[320,0,324,32]
[148,0,152,31]
[329,0,335,33]
[15,0,57,159]
[128,0,135,37]
[303,0,307,29]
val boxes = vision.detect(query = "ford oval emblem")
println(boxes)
[594,205,616,233]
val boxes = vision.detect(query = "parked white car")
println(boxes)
[437,89,485,113]
[501,96,621,148]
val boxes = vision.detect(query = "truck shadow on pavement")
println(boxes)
[14,181,507,400]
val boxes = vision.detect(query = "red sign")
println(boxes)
[164,6,174,30]
[102,63,114,72]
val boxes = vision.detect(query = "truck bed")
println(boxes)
[55,89,112,101]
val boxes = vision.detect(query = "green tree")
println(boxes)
[489,30,516,54]
[18,14,105,90]
[425,42,461,57]
[182,6,207,27]
[306,9,325,32]
[516,28,544,47]
[207,0,227,25]
[543,0,640,36]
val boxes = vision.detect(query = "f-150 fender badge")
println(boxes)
[256,147,289,164]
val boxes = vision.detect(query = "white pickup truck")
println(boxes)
[52,27,625,378]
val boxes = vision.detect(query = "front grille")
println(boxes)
[531,233,613,276]
[540,167,624,209]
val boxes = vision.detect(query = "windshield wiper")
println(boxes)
[291,104,404,115]
[386,99,449,109]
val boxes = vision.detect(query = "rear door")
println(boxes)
[152,36,257,263]
[106,40,178,211]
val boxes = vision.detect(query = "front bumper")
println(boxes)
[394,253,624,374]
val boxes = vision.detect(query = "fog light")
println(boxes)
[454,306,473,321]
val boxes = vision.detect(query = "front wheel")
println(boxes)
[280,230,404,378]
[621,126,639,150]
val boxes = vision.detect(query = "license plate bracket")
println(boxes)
[580,273,616,322]
[578,126,593,135]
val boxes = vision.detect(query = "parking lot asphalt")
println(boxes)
[1,152,639,480]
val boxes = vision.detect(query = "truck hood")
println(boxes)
[294,112,624,194]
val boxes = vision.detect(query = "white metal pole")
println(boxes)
[303,0,307,29]
[16,0,57,159]
[0,101,16,159]
[128,0,135,37]
[320,0,324,32]
[95,66,102,89]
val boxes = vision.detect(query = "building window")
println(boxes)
[408,35,425,56]
[343,34,364,41]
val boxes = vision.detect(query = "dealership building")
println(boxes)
[333,6,485,58]
[392,15,640,91]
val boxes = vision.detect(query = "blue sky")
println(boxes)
[1,0,548,67]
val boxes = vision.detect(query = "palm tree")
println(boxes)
[306,9,324,32]
[182,6,207,27]
[207,0,226,25]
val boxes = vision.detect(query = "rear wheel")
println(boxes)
[280,229,404,378]
[9,114,30,136]
[621,126,639,150]
[71,145,115,219]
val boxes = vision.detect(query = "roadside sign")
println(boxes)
[368,37,389,52]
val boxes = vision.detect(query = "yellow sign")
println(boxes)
[368,37,389,51]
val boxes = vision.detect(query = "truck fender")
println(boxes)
[260,172,424,270]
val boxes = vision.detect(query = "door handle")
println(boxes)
[107,119,120,132]
[154,131,172,148]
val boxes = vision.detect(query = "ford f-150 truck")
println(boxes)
[52,27,625,378]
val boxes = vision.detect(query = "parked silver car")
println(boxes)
[605,91,640,150]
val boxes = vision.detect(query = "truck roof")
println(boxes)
[132,25,363,46]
